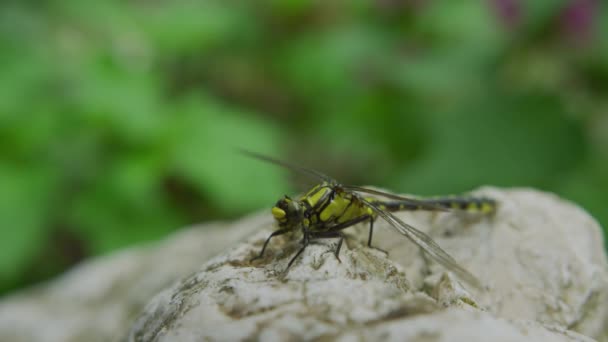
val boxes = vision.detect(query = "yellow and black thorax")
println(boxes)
[271,182,370,232]
[270,182,495,232]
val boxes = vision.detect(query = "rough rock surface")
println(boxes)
[0,213,272,342]
[0,188,606,341]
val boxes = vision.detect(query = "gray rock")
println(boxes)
[0,188,606,341]
[0,213,272,342]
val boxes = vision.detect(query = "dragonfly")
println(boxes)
[243,150,496,288]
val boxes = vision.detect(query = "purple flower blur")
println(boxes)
[561,0,598,43]
[491,0,521,29]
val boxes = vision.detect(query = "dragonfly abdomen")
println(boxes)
[381,196,496,214]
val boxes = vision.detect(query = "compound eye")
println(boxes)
[287,201,297,212]
[276,197,291,210]
[271,207,286,219]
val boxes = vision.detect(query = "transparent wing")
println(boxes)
[343,185,450,212]
[239,149,336,184]
[358,196,482,288]
[240,150,447,214]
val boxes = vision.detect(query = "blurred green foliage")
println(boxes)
[0,0,606,295]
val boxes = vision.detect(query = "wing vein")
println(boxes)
[239,149,336,184]
[359,196,482,288]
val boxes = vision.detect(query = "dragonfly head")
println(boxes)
[271,195,303,229]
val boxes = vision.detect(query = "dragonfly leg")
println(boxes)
[327,215,370,232]
[367,218,374,247]
[334,233,344,262]
[286,233,310,270]
[251,228,290,262]
[285,215,380,269]
[315,215,387,255]
[367,218,389,255]
[309,231,346,263]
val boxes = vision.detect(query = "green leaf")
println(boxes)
[556,158,608,239]
[392,93,585,195]
[135,2,256,53]
[415,0,504,46]
[66,59,165,144]
[0,164,57,285]
[69,153,181,254]
[169,96,290,215]
[279,25,389,99]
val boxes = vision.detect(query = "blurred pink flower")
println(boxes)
[560,0,598,43]
[491,0,522,29]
